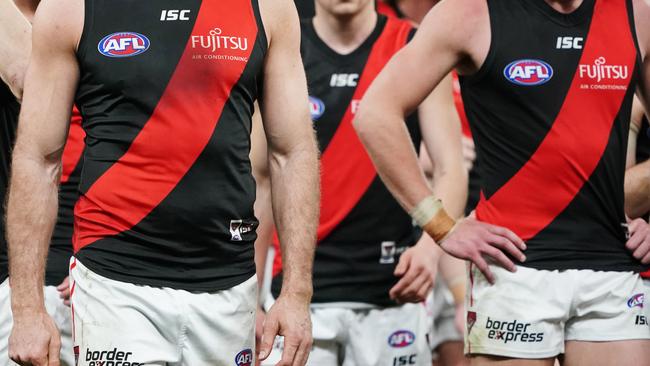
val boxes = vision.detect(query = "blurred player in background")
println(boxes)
[355,0,650,364]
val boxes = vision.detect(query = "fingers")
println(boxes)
[291,337,312,366]
[632,237,650,262]
[278,337,298,366]
[487,225,526,250]
[396,271,430,303]
[48,328,61,366]
[393,250,410,277]
[389,264,420,300]
[482,245,516,273]
[473,255,495,284]
[415,277,433,302]
[487,234,526,263]
[258,315,279,360]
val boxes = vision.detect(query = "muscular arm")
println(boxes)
[7,0,80,319]
[625,98,650,218]
[635,0,650,111]
[257,0,319,363]
[0,0,33,99]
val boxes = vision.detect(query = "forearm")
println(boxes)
[253,172,273,292]
[625,160,650,218]
[7,148,61,314]
[269,141,319,298]
[439,254,466,305]
[355,108,432,212]
[432,168,467,220]
[0,0,32,99]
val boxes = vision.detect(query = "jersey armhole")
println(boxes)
[75,0,93,63]
[458,0,500,86]
[626,0,644,83]
[252,0,269,53]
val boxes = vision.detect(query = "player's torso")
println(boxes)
[0,81,19,282]
[272,16,421,306]
[73,0,267,291]
[461,0,644,271]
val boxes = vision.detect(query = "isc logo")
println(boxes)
[98,32,150,58]
[160,9,191,21]
[504,59,553,86]
[388,330,416,348]
[556,36,583,49]
[393,354,417,366]
[235,349,253,366]
[330,73,359,87]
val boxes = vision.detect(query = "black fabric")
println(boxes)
[0,82,19,283]
[74,0,266,291]
[273,16,422,306]
[460,0,646,272]
[295,0,315,18]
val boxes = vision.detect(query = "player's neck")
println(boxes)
[543,0,584,13]
[313,7,378,55]
[393,0,436,25]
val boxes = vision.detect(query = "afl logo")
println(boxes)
[628,293,644,309]
[388,330,415,348]
[309,96,325,121]
[504,59,553,86]
[98,32,150,58]
[234,349,253,366]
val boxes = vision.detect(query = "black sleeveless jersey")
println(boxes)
[73,0,267,291]
[636,116,650,163]
[0,82,19,283]
[272,16,422,306]
[462,0,646,272]
[295,0,315,18]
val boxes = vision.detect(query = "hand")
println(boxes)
[626,218,650,264]
[255,305,266,366]
[9,311,61,366]
[440,217,526,284]
[461,135,476,172]
[258,293,312,366]
[56,277,71,306]
[389,235,440,303]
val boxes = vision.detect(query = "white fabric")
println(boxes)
[0,279,74,366]
[262,303,432,366]
[70,258,257,366]
[429,278,462,353]
[465,264,650,359]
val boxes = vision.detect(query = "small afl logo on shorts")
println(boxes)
[73,346,79,365]
[627,293,644,309]
[467,311,477,334]
[388,330,416,348]
[98,32,150,58]
[235,349,253,366]
[309,96,325,121]
[504,59,553,86]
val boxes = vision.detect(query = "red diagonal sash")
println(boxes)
[73,1,257,251]
[272,18,412,276]
[476,0,637,240]
[61,106,85,184]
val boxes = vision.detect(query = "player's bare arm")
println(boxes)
[354,0,525,283]
[0,0,33,99]
[6,0,81,364]
[257,1,319,365]
[390,74,467,303]
[625,97,650,219]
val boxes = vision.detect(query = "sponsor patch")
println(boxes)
[504,59,553,86]
[628,293,644,309]
[98,32,150,58]
[388,330,416,348]
[235,349,253,366]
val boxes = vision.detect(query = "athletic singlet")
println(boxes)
[272,15,422,306]
[462,0,646,272]
[73,0,267,291]
[295,0,315,18]
[637,116,650,279]
[0,81,19,283]
[46,107,84,286]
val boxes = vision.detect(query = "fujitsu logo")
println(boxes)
[191,28,249,52]
[579,57,628,83]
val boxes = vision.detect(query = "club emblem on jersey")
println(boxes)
[98,32,150,58]
[235,349,253,366]
[628,293,644,309]
[388,330,416,348]
[309,96,325,121]
[504,59,553,86]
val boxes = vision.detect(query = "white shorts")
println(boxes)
[429,278,463,354]
[70,258,257,366]
[465,264,650,359]
[0,279,74,366]
[262,303,432,366]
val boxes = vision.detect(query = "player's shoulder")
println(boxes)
[416,0,489,53]
[257,0,299,43]
[632,0,650,58]
[32,0,83,51]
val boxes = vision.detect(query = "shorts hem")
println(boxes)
[465,346,561,359]
[565,335,650,342]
